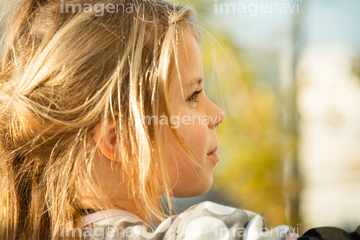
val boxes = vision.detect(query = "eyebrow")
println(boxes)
[184,77,203,89]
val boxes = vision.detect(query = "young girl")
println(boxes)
[0,0,298,239]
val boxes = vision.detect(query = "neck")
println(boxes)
[78,193,149,223]
[79,154,150,223]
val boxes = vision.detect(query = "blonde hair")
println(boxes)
[0,0,200,239]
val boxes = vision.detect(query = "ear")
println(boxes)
[93,121,118,161]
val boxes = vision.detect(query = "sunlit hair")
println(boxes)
[0,0,200,239]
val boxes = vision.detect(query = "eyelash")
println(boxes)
[187,89,203,103]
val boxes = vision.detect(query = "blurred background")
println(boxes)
[172,0,360,234]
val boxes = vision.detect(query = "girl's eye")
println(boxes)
[187,89,203,103]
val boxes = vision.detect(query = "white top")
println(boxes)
[62,201,295,240]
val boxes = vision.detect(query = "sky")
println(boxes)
[207,0,360,51]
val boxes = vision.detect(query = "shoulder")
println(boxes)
[79,201,290,240]
[174,201,256,229]
[163,201,259,239]
[80,201,257,239]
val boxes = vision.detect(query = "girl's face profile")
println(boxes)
[161,32,225,198]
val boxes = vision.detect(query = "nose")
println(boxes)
[207,100,225,129]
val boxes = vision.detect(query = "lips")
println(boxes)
[207,146,219,163]
[207,146,218,155]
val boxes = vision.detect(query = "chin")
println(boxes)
[173,180,213,198]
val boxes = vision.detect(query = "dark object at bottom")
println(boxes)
[299,225,360,240]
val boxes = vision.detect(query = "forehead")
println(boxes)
[169,32,203,92]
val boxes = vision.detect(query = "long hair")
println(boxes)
[0,0,200,239]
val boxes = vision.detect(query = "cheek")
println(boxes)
[178,115,209,158]
[182,131,207,160]
[160,117,208,171]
